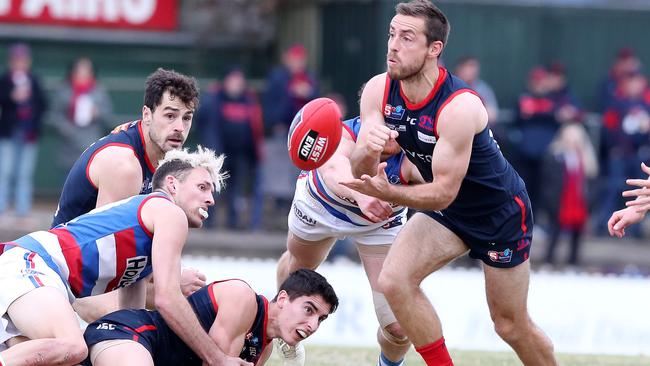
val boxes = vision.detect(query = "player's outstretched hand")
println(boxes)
[608,207,646,238]
[355,194,393,223]
[365,125,398,154]
[340,162,391,201]
[180,267,207,296]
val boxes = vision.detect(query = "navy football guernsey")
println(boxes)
[83,280,270,366]
[52,120,155,227]
[382,67,526,218]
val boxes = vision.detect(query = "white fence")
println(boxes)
[185,256,650,356]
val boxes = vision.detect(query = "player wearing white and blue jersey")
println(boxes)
[276,116,423,366]
[53,69,208,326]
[0,147,250,366]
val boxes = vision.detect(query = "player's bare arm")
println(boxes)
[89,145,144,207]
[350,73,396,178]
[117,273,148,309]
[208,281,258,357]
[400,157,425,185]
[142,197,234,366]
[320,129,393,222]
[342,93,486,211]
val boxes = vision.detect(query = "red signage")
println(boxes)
[0,0,177,31]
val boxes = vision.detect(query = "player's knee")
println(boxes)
[28,337,88,365]
[377,270,404,299]
[493,315,527,344]
[385,322,408,341]
[60,337,89,365]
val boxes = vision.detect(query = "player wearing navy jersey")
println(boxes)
[345,1,557,365]
[276,116,422,366]
[82,269,338,366]
[52,68,207,325]
[0,147,250,366]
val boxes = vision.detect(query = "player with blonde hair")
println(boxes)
[0,147,250,366]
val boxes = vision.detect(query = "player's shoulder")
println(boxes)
[91,145,141,172]
[212,280,257,309]
[439,92,488,132]
[366,72,388,90]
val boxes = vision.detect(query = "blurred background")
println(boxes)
[0,0,649,271]
[0,0,649,357]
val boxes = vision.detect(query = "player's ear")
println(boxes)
[142,105,152,124]
[429,40,443,59]
[276,290,289,308]
[165,175,176,194]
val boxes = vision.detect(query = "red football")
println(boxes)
[287,97,342,170]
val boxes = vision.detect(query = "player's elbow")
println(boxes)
[425,190,455,211]
[153,290,176,315]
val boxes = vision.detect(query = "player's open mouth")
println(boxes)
[296,329,307,339]
[198,208,208,220]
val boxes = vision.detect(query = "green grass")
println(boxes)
[264,345,650,366]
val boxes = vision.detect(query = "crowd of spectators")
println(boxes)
[0,42,648,268]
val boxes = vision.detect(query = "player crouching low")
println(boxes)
[82,269,338,366]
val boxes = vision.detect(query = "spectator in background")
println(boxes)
[600,47,642,111]
[50,57,113,172]
[454,55,499,123]
[324,91,348,120]
[547,61,583,124]
[261,44,320,227]
[0,43,47,222]
[541,123,598,267]
[596,71,650,236]
[262,44,319,136]
[512,66,559,214]
[196,67,264,230]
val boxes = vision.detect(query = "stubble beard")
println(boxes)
[387,56,427,82]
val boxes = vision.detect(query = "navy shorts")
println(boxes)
[423,190,534,268]
[82,309,200,366]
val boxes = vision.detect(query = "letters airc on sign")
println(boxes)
[0,0,177,31]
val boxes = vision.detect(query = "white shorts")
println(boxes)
[288,179,407,245]
[0,247,71,345]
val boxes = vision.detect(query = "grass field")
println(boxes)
[264,345,650,366]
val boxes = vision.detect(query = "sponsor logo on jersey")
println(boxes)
[418,115,434,132]
[293,204,317,226]
[417,131,437,144]
[140,178,153,194]
[406,116,417,125]
[387,123,407,132]
[298,130,328,164]
[117,256,148,288]
[388,173,402,184]
[384,104,405,120]
[382,215,403,229]
[244,332,259,358]
[488,249,513,263]
[404,148,432,164]
[96,323,116,330]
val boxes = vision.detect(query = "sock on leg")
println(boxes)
[377,352,404,366]
[415,337,453,366]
